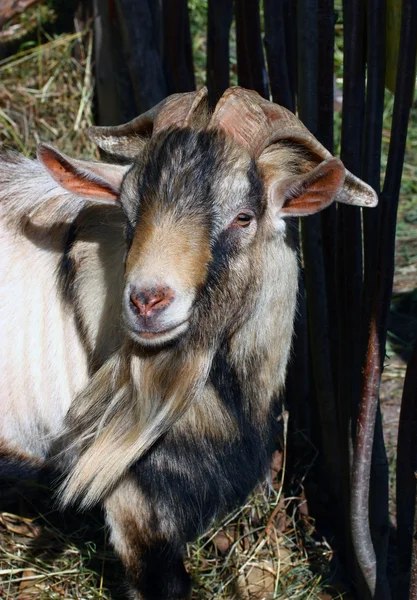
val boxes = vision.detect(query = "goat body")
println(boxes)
[0,156,89,462]
[0,87,377,599]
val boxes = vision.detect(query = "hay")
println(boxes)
[0,415,337,599]
[0,18,96,159]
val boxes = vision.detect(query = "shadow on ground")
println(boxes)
[0,473,126,599]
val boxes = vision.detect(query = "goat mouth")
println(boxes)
[129,320,190,346]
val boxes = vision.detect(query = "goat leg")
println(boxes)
[104,476,191,600]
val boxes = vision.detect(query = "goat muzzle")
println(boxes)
[130,285,175,318]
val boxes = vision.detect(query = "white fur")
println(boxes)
[0,215,89,459]
[0,156,92,459]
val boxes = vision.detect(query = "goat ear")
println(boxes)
[268,157,345,221]
[37,144,129,203]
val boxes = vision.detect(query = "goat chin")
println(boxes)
[127,320,190,347]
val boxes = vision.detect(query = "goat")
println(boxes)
[0,87,377,599]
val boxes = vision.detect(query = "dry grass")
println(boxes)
[0,494,336,600]
[0,510,111,599]
[0,417,338,600]
[0,7,96,159]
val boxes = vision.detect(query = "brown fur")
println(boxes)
[60,341,215,507]
[126,210,211,290]
[0,440,44,468]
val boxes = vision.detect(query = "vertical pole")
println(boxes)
[361,0,390,592]
[235,0,269,98]
[162,0,195,94]
[206,0,233,106]
[397,340,417,599]
[297,0,340,512]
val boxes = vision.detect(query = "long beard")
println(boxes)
[59,336,215,509]
[59,251,259,510]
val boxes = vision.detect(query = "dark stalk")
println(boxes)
[263,0,293,109]
[162,0,195,94]
[115,0,166,113]
[235,0,269,98]
[317,0,334,151]
[296,0,317,127]
[361,0,386,344]
[378,5,417,593]
[351,316,390,599]
[93,0,139,124]
[338,0,365,440]
[411,490,417,600]
[361,0,390,591]
[282,0,297,110]
[351,318,379,596]
[379,0,417,339]
[206,0,233,107]
[297,0,340,507]
[317,0,338,406]
[354,0,417,595]
[337,0,366,583]
[397,339,417,599]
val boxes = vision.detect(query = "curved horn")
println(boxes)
[208,87,327,160]
[88,88,208,159]
[87,103,159,159]
[209,87,378,208]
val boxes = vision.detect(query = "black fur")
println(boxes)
[128,342,280,596]
[57,220,79,304]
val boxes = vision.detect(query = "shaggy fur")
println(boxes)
[0,88,374,599]
[58,128,301,598]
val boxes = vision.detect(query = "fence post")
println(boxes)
[162,0,195,94]
[397,339,417,598]
[206,0,233,107]
[235,0,269,98]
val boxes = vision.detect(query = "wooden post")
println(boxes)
[206,0,233,107]
[115,0,166,113]
[397,340,417,598]
[162,0,195,94]
[297,0,341,514]
[235,0,269,98]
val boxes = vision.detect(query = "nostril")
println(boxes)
[129,293,144,314]
[146,292,165,310]
[129,286,175,317]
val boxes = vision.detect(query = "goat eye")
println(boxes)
[233,213,253,228]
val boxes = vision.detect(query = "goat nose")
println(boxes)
[129,286,174,317]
